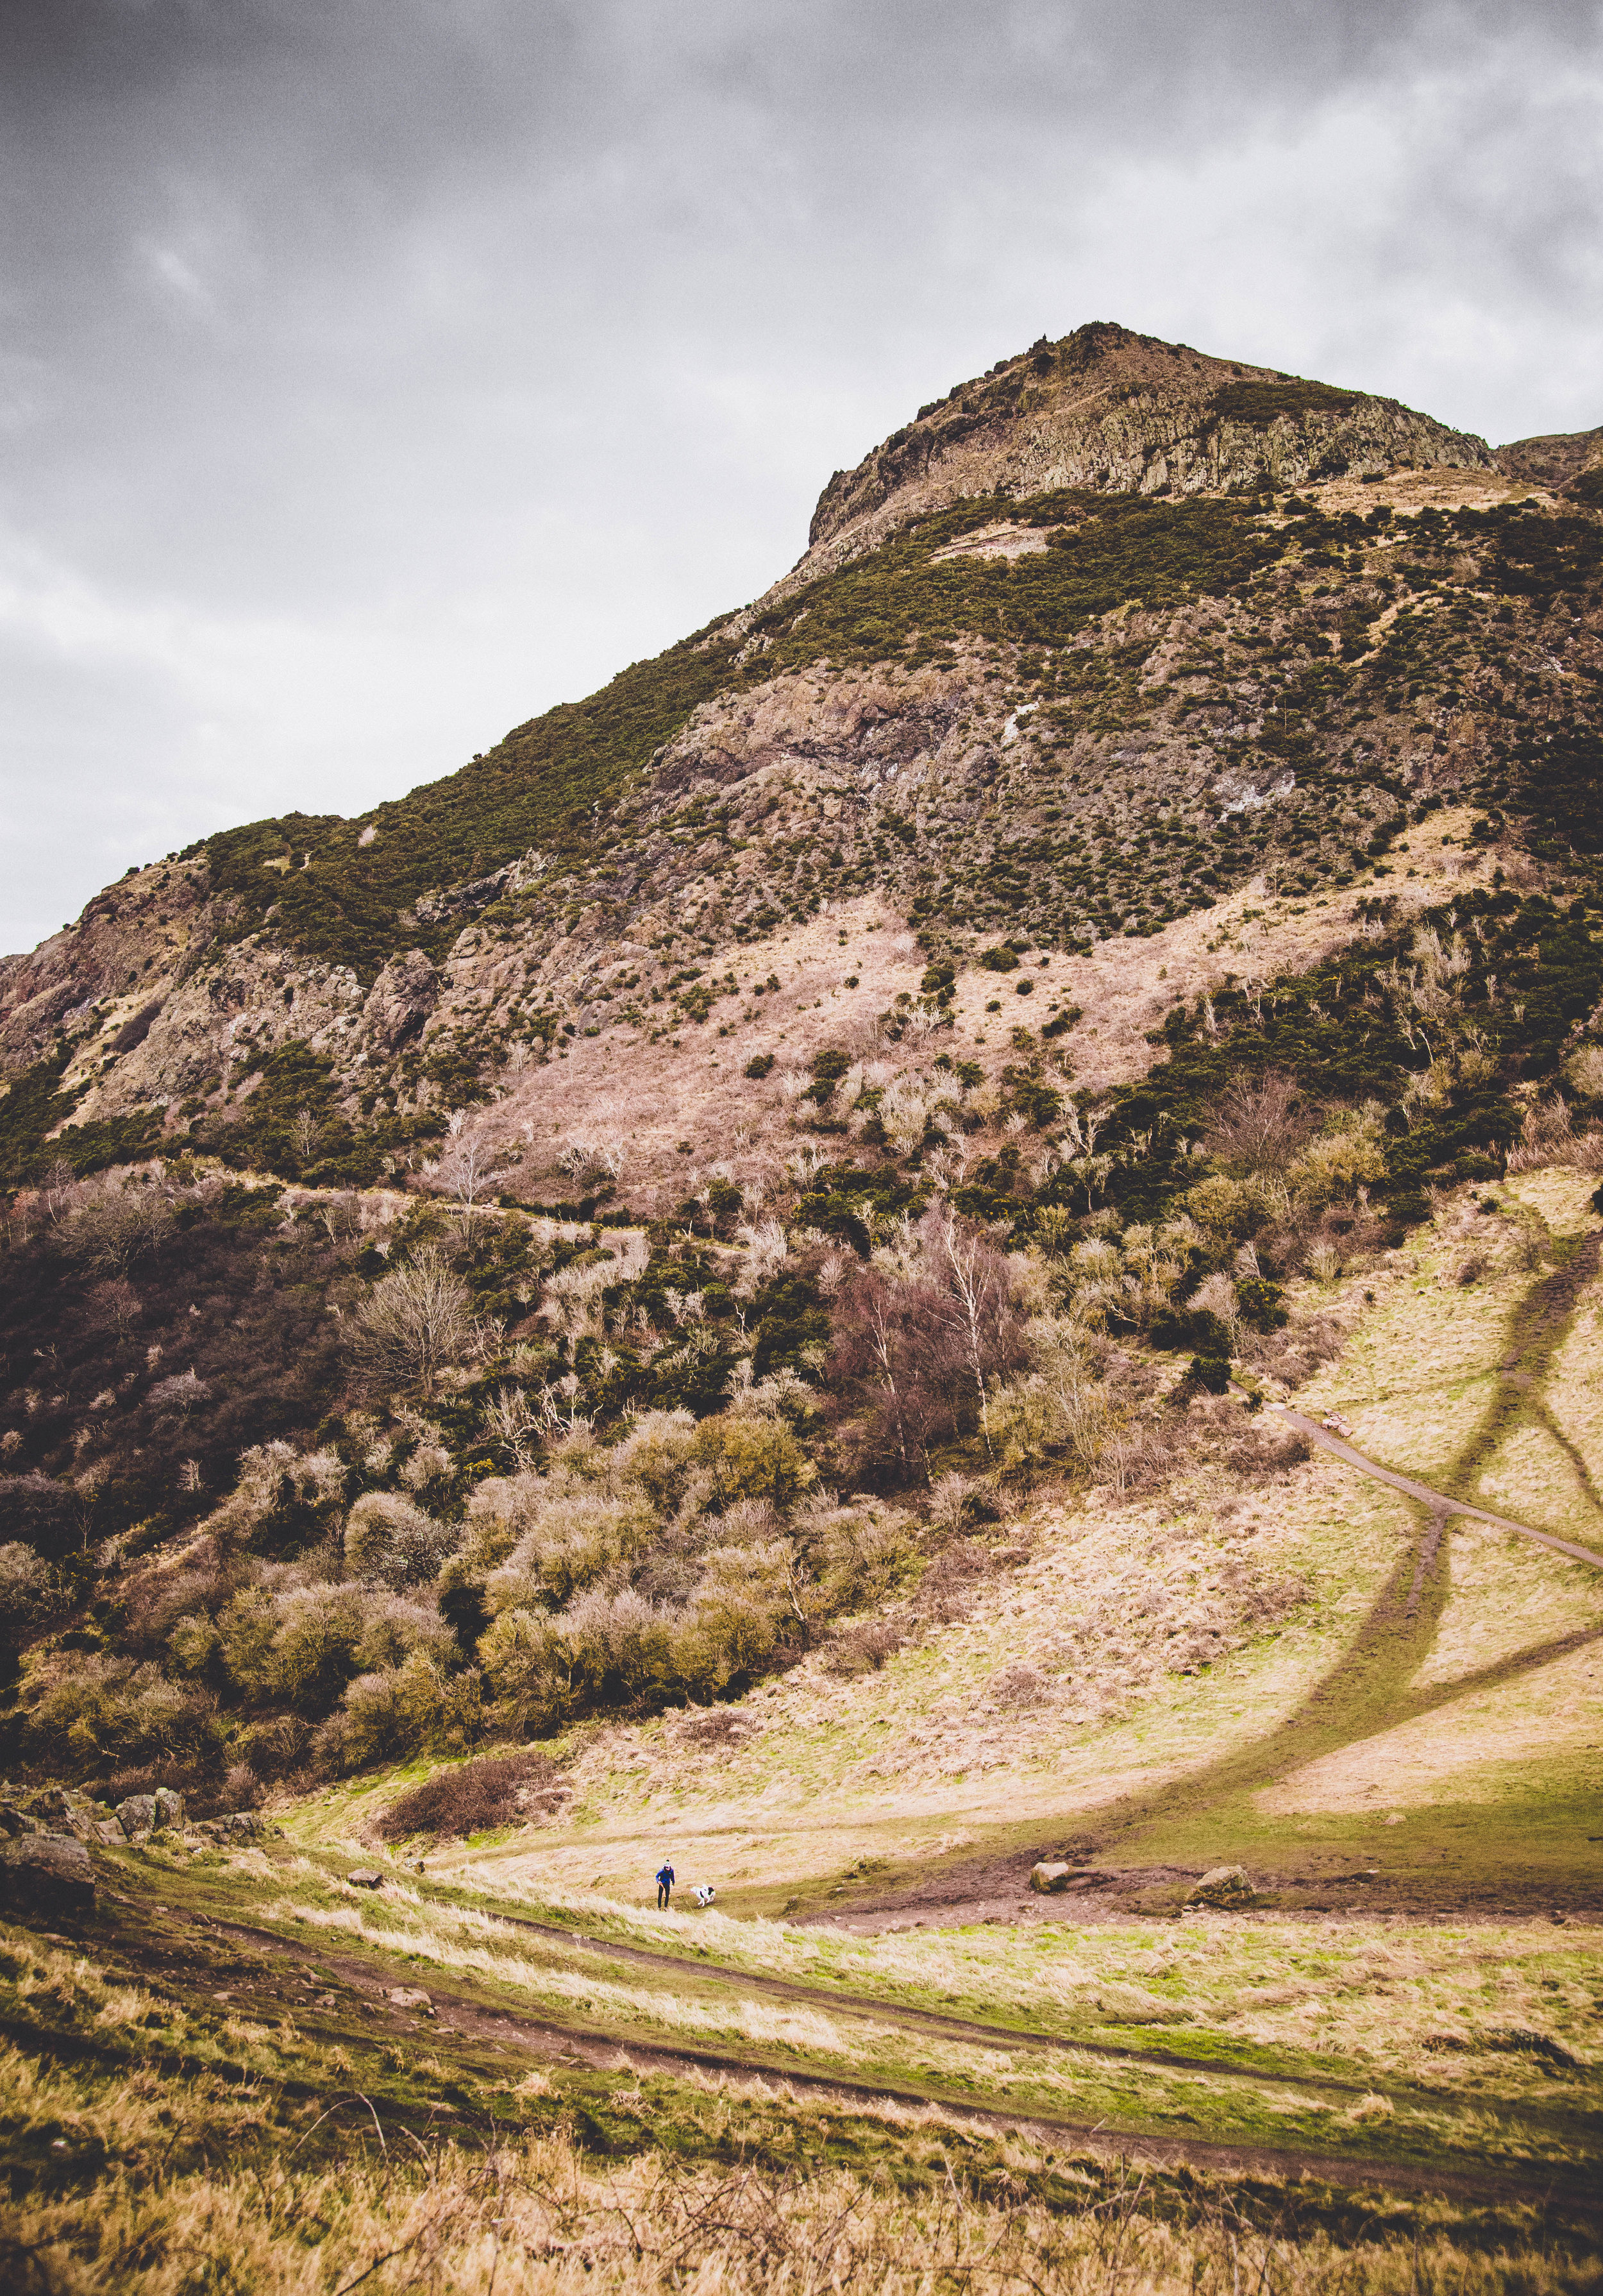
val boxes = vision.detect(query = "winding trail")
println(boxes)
[1273,1405,1603,1572]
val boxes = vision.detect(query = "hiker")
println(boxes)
[694,1884,716,1909]
[656,1859,675,1909]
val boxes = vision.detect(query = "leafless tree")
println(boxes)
[483,1383,541,1471]
[348,1245,475,1397]
[63,1178,173,1276]
[436,1134,514,1244]
[1202,1070,1314,1174]
[923,1210,1026,1460]
[290,1105,321,1165]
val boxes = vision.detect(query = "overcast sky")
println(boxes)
[3,0,1600,955]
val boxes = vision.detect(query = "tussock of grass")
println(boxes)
[8,2093,1599,2296]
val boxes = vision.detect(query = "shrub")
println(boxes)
[744,1052,776,1079]
[980,947,1020,972]
[1188,1355,1233,1394]
[336,1648,451,1769]
[0,1542,51,1645]
[692,1416,812,1509]
[344,1492,458,1588]
[1236,1275,1288,1331]
[376,1746,562,1841]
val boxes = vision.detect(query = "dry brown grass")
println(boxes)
[4,2064,1597,2296]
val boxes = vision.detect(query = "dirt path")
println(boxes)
[1273,1406,1603,1571]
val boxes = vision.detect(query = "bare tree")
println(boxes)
[827,1264,961,1483]
[290,1105,321,1166]
[348,1245,475,1397]
[923,1211,1025,1460]
[436,1134,514,1245]
[483,1383,541,1471]
[64,1178,173,1276]
[1202,1070,1314,1174]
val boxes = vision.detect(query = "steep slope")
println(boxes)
[2,322,1602,1847]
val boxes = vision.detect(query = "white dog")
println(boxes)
[694,1884,716,1908]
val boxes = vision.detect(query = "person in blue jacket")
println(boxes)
[656,1859,675,1909]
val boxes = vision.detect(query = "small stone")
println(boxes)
[1185,1864,1257,1909]
[347,1868,384,1890]
[96,1821,125,1846]
[388,1985,433,2013]
[0,1833,96,1918]
[1030,1861,1074,1894]
[117,1795,158,1842]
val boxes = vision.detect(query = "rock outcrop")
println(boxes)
[803,321,1494,572]
[0,1832,96,1918]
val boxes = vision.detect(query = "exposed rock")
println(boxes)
[1495,423,1603,493]
[196,1810,273,1843]
[1030,1861,1074,1894]
[116,1794,158,1842]
[153,1787,185,1832]
[347,1868,385,1890]
[0,1832,96,1918]
[362,949,439,1049]
[387,1985,433,2013]
[805,321,1493,566]
[0,1805,42,1838]
[1185,1864,1257,1908]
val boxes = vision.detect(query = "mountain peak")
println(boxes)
[804,321,1493,566]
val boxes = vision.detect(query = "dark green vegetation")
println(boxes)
[194,623,748,979]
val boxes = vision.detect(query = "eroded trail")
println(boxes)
[1275,1408,1603,1572]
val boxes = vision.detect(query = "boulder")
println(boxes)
[1030,1861,1074,1894]
[347,1869,385,1891]
[387,1986,433,2013]
[0,1833,96,1918]
[116,1794,158,1842]
[1186,1864,1257,1909]
[0,1804,42,1838]
[153,1787,184,1833]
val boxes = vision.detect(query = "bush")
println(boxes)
[744,1053,775,1079]
[344,1492,458,1588]
[377,1746,562,1841]
[1236,1275,1288,1331]
[692,1416,812,1509]
[1187,1355,1233,1394]
[980,947,1020,972]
